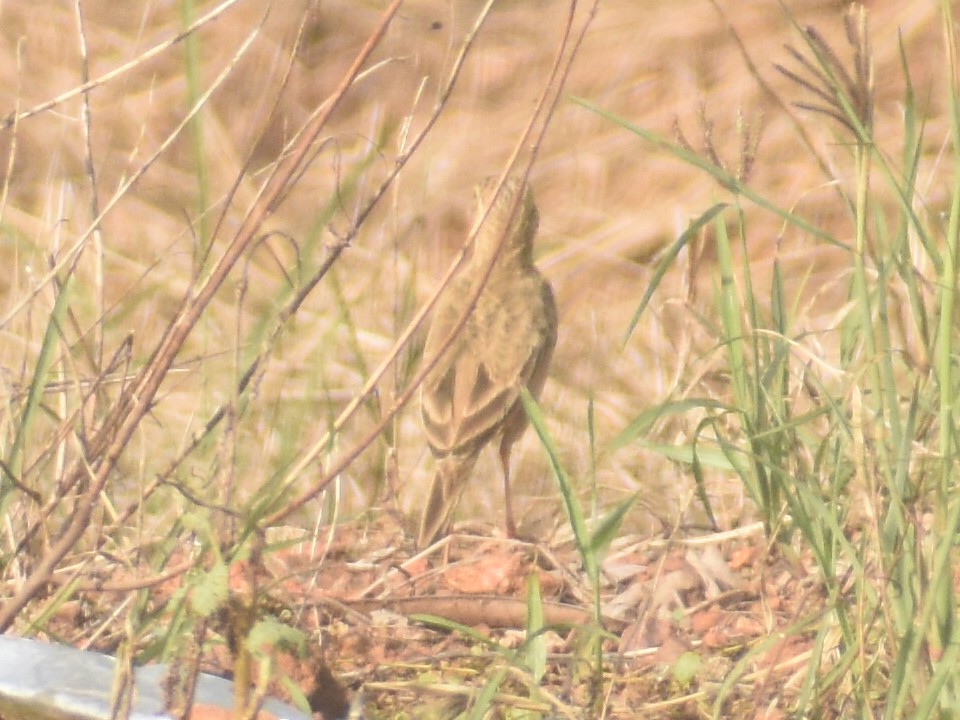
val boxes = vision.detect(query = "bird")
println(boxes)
[416,174,557,548]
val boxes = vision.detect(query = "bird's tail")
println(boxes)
[417,453,479,548]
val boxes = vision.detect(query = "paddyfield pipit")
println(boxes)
[417,175,557,548]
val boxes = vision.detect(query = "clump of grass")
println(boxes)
[580,1,960,716]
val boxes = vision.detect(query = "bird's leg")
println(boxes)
[499,442,517,538]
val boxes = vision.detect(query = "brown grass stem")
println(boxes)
[262,0,601,528]
[0,0,404,632]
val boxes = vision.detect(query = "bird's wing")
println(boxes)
[421,277,554,457]
[421,330,516,456]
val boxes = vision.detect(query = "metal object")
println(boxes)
[0,635,312,720]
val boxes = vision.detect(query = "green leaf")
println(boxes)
[672,651,701,687]
[188,561,229,617]
[247,618,306,657]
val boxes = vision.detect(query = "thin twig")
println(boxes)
[0,0,406,632]
[0,17,265,331]
[136,0,507,525]
[0,0,245,130]
[263,0,602,527]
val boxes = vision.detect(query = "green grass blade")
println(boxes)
[572,97,843,247]
[623,202,728,340]
[524,574,546,686]
[521,388,596,584]
[5,273,74,497]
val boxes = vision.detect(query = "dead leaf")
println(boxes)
[686,545,742,597]
[444,553,523,594]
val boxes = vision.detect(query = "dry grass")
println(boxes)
[0,0,947,532]
[0,0,954,716]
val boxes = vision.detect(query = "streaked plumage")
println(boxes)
[417,176,557,547]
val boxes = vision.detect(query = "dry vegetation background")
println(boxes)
[0,0,950,566]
